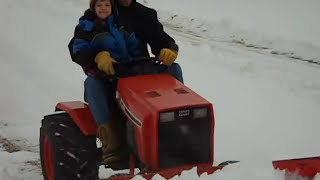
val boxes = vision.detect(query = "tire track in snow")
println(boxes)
[0,122,38,154]
[164,23,320,66]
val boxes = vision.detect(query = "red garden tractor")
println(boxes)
[39,58,320,180]
[39,58,231,180]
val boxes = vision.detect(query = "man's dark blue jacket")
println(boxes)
[116,0,179,56]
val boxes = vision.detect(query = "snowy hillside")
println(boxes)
[0,0,319,179]
[146,0,320,64]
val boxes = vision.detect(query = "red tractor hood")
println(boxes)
[117,74,211,111]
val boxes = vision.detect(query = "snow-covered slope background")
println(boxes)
[0,0,319,179]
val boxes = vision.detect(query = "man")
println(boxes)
[115,0,184,83]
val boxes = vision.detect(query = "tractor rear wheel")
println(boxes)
[40,113,99,180]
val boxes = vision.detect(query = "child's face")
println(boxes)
[95,0,112,20]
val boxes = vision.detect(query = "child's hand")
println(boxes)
[158,48,177,66]
[95,51,116,75]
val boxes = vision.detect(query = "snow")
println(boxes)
[0,151,41,180]
[0,0,319,179]
[147,0,320,64]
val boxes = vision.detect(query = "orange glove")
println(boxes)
[158,48,177,66]
[94,51,116,75]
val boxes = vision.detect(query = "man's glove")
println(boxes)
[158,48,177,66]
[95,51,116,75]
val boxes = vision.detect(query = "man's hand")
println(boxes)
[95,51,116,75]
[158,48,177,66]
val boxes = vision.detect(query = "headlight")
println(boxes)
[159,112,175,123]
[193,108,208,119]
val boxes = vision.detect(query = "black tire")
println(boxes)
[40,113,99,180]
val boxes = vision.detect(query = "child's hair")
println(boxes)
[90,0,115,13]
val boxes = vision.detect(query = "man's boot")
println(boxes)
[98,122,122,165]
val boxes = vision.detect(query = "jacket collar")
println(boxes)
[82,9,95,20]
[116,0,136,9]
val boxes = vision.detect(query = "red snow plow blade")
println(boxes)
[273,157,320,179]
[105,164,223,180]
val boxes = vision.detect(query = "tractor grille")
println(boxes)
[158,108,211,169]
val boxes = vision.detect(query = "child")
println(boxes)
[68,0,141,165]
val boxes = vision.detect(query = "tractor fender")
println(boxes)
[55,101,97,136]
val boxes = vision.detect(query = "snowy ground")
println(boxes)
[0,0,319,179]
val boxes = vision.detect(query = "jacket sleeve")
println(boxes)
[68,24,97,67]
[123,31,142,58]
[139,7,179,56]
